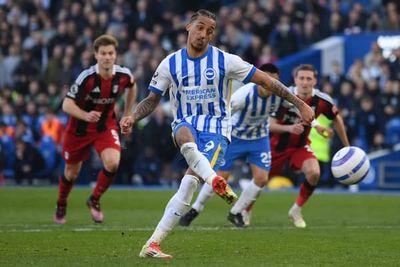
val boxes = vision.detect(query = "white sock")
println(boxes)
[290,203,301,212]
[192,183,214,213]
[231,179,263,214]
[147,175,199,245]
[180,142,216,184]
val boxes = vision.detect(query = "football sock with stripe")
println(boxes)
[296,180,316,207]
[92,168,115,201]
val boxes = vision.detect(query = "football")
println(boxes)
[331,146,370,185]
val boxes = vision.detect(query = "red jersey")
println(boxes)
[65,64,134,136]
[270,87,338,152]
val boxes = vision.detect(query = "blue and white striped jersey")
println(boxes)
[148,45,256,140]
[231,83,282,140]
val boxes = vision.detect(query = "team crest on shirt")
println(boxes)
[204,68,216,80]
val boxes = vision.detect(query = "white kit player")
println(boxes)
[120,10,314,258]
[179,63,282,228]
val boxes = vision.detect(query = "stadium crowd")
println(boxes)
[0,0,399,186]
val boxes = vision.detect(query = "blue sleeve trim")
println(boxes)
[243,66,257,84]
[148,85,163,95]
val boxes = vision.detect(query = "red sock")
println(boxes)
[92,168,116,201]
[57,175,74,206]
[295,180,316,207]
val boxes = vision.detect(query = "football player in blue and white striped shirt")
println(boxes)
[179,64,281,228]
[120,10,314,259]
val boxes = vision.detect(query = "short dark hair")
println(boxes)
[259,63,280,75]
[189,9,217,24]
[293,64,318,78]
[93,34,118,52]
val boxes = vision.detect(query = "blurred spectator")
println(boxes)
[2,45,21,87]
[14,119,34,145]
[46,82,63,111]
[370,132,391,152]
[356,96,385,151]
[1,103,17,128]
[21,101,41,139]
[336,81,358,144]
[44,44,63,85]
[347,58,369,82]
[39,108,64,146]
[387,47,400,80]
[13,138,45,185]
[366,78,381,98]
[328,11,345,36]
[379,80,400,123]
[323,61,347,96]
[130,0,155,32]
[382,1,400,31]
[300,15,321,49]
[269,15,299,58]
[366,9,383,32]
[13,49,40,95]
[256,44,278,67]
[123,40,140,71]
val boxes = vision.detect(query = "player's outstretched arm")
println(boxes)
[133,92,162,121]
[250,69,314,125]
[120,83,138,135]
[120,92,162,134]
[333,113,350,147]
[123,82,137,117]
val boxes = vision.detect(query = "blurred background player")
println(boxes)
[53,34,137,224]
[179,63,281,228]
[269,64,350,228]
[120,10,314,258]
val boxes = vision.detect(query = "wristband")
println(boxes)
[311,119,320,128]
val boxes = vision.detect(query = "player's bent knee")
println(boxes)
[253,176,268,187]
[102,159,119,173]
[306,172,320,185]
[180,142,197,154]
[64,171,79,181]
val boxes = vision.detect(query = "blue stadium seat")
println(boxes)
[385,117,400,145]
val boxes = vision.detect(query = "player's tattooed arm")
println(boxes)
[250,69,314,124]
[133,92,162,122]
[268,78,305,108]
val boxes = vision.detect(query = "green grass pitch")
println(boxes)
[0,187,399,266]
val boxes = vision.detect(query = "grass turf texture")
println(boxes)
[0,187,399,266]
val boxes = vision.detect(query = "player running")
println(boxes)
[269,64,350,228]
[53,34,137,224]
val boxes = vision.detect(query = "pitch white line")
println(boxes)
[1,224,399,233]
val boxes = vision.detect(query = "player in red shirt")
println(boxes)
[53,34,137,224]
[269,64,350,228]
